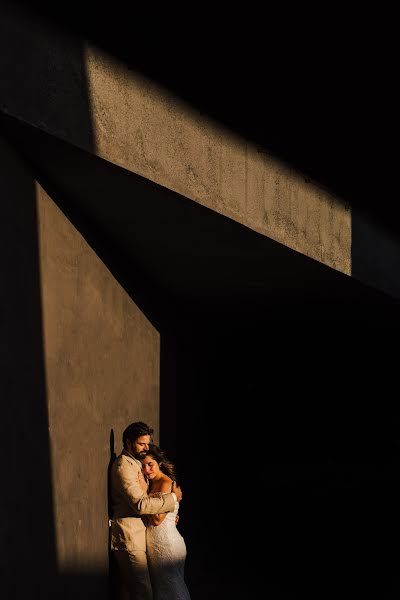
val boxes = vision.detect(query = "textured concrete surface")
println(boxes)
[86,48,351,275]
[36,182,160,570]
[1,135,158,595]
[0,5,351,276]
[3,5,400,299]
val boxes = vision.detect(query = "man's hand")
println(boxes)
[172,480,182,502]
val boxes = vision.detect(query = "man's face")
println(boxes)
[126,435,151,459]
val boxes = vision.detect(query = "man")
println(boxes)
[110,421,182,599]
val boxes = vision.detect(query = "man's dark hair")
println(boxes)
[123,421,154,448]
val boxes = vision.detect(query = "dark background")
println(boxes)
[2,3,399,598]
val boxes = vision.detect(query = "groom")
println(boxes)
[110,421,182,599]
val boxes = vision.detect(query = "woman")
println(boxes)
[140,444,190,600]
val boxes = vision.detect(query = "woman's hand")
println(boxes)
[150,513,167,526]
[137,470,148,494]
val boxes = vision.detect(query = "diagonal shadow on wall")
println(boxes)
[0,136,59,598]
[1,113,400,598]
[0,4,119,597]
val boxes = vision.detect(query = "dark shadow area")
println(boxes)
[0,137,58,597]
[0,12,117,595]
[0,112,396,325]
[352,204,400,299]
[162,315,400,599]
[107,429,120,600]
[58,574,109,599]
[0,1,95,153]
[12,1,399,246]
[1,115,398,597]
[108,429,117,520]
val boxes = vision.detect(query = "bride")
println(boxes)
[140,444,191,600]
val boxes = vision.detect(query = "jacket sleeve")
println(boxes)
[115,458,175,516]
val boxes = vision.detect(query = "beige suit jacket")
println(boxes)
[110,449,176,552]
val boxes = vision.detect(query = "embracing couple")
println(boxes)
[110,421,190,599]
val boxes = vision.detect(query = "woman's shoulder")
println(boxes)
[159,474,173,492]
[150,475,173,496]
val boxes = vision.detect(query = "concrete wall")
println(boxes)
[0,135,159,596]
[0,4,351,278]
[3,5,400,300]
[85,47,351,275]
[351,206,400,299]
[37,183,160,573]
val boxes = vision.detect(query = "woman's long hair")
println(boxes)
[145,443,180,486]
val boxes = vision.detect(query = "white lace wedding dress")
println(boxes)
[146,498,191,599]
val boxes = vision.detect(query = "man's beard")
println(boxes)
[135,450,147,459]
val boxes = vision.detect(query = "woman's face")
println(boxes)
[142,455,160,480]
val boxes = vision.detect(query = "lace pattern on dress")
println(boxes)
[146,498,190,599]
